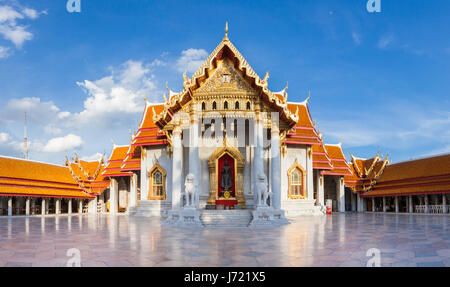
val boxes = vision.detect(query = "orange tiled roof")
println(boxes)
[131,103,168,147]
[66,156,110,195]
[0,156,94,199]
[344,153,389,193]
[321,144,353,176]
[312,139,333,170]
[284,101,321,146]
[102,145,133,178]
[121,144,141,171]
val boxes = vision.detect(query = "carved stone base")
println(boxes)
[163,208,203,227]
[249,207,290,227]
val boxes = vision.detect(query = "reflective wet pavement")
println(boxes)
[0,213,449,267]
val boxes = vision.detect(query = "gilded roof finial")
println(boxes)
[163,93,167,103]
[307,90,311,102]
[223,21,229,41]
[111,139,115,148]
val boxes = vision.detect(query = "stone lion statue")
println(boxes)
[256,173,272,207]
[184,173,197,208]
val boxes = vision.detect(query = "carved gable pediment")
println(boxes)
[194,58,255,96]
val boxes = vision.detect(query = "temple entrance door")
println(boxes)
[216,152,237,208]
[207,144,245,209]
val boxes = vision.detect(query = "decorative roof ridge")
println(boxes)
[386,152,450,166]
[0,155,66,168]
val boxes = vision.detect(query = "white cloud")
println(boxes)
[1,97,63,124]
[377,34,394,49]
[0,45,10,58]
[0,132,11,143]
[41,134,83,153]
[44,124,62,135]
[352,32,361,45]
[176,48,208,73]
[75,60,160,123]
[80,152,103,162]
[0,4,44,48]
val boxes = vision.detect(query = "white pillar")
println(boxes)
[129,173,138,208]
[372,198,375,212]
[68,199,72,214]
[357,193,364,212]
[424,195,429,213]
[394,196,399,213]
[316,173,324,206]
[188,110,200,191]
[41,198,46,216]
[172,126,182,210]
[78,199,83,214]
[443,194,447,214]
[253,111,264,205]
[7,197,12,216]
[88,197,98,214]
[25,197,30,216]
[382,197,386,212]
[271,119,281,209]
[337,176,345,212]
[110,178,119,214]
[55,198,61,215]
[351,193,357,212]
[408,196,413,213]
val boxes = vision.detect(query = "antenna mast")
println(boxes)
[23,111,28,159]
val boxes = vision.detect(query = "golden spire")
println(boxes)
[223,21,229,41]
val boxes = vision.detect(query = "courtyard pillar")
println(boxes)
[351,193,356,212]
[337,176,345,212]
[25,197,30,216]
[443,194,447,214]
[188,107,200,195]
[382,197,386,212]
[8,197,12,216]
[357,193,364,212]
[316,173,324,206]
[88,197,98,214]
[270,119,281,209]
[41,198,46,215]
[172,125,182,209]
[253,110,265,205]
[78,199,83,214]
[110,178,119,214]
[394,196,399,213]
[372,198,375,212]
[424,195,429,213]
[55,198,61,215]
[68,199,72,214]
[408,195,413,213]
[129,173,138,208]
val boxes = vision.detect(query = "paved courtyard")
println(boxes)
[0,213,449,267]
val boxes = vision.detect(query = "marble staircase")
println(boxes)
[200,210,253,228]
[128,200,171,218]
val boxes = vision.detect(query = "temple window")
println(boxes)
[233,119,238,137]
[235,101,240,110]
[212,101,217,110]
[148,163,166,200]
[288,161,306,199]
[246,101,251,110]
[224,101,228,110]
[201,102,206,111]
[222,74,231,83]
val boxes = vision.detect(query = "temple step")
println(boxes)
[129,200,171,217]
[200,210,253,227]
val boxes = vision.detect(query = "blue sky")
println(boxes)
[0,0,449,164]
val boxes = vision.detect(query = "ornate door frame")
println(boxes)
[207,144,245,208]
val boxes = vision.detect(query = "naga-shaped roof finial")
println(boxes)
[223,21,229,41]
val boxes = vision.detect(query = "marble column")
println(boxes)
[357,193,363,212]
[188,110,200,196]
[382,197,386,212]
[351,193,356,212]
[270,119,281,209]
[394,196,399,213]
[253,111,264,206]
[78,199,83,214]
[424,195,429,213]
[129,173,138,208]
[372,198,375,212]
[7,197,12,216]
[110,178,119,214]
[337,176,345,212]
[41,198,46,215]
[408,195,413,213]
[316,173,324,206]
[172,126,182,210]
[443,194,447,214]
[25,197,30,216]
[55,198,61,215]
[89,197,98,214]
[68,199,72,214]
